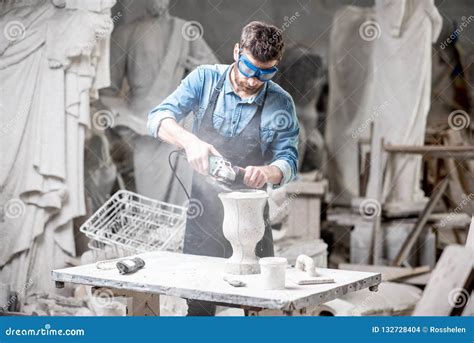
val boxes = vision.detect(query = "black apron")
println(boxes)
[182,68,274,259]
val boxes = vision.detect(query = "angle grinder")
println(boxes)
[176,150,246,192]
[208,154,245,188]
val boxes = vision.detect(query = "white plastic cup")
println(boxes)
[259,257,287,290]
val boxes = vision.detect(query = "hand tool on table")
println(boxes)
[96,257,146,275]
[116,257,146,275]
[223,275,247,287]
[291,255,335,285]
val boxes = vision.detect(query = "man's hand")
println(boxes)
[183,136,222,175]
[158,118,222,175]
[243,165,284,188]
[243,166,269,189]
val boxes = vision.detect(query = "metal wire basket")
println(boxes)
[80,190,187,254]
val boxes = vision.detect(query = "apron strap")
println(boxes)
[198,68,227,133]
[255,83,268,123]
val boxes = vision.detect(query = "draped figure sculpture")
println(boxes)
[0,0,115,299]
[100,0,219,207]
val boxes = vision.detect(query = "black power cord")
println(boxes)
[168,150,191,201]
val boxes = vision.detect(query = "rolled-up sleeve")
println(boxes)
[147,66,203,138]
[270,159,293,185]
[269,98,299,187]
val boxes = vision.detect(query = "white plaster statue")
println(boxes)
[325,5,378,204]
[100,0,219,206]
[0,0,114,299]
[325,0,442,205]
[366,0,442,204]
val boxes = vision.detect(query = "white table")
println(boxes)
[52,251,381,316]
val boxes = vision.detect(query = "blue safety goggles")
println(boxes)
[236,52,278,82]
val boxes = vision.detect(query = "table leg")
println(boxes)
[126,292,160,316]
[92,287,160,316]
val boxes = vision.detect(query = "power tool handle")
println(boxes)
[234,166,246,184]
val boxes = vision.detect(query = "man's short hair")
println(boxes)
[239,21,285,63]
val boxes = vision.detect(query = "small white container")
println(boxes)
[259,257,287,290]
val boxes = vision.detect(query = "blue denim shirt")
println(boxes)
[147,64,299,186]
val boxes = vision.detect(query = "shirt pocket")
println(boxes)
[260,127,275,152]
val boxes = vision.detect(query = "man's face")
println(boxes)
[233,47,278,95]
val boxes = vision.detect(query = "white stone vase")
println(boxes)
[219,190,268,275]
